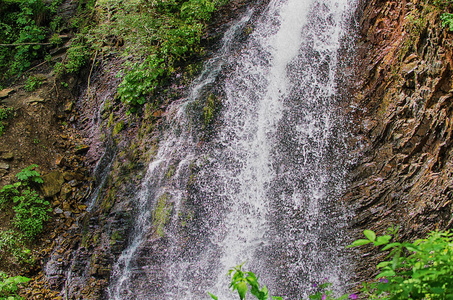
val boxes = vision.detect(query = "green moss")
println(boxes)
[166,165,175,179]
[152,193,173,237]
[112,121,124,136]
[109,230,122,245]
[107,112,114,128]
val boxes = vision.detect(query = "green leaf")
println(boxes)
[348,239,372,247]
[376,261,390,269]
[364,230,376,241]
[381,242,401,251]
[207,292,218,300]
[237,281,247,300]
[376,270,395,278]
[374,235,392,246]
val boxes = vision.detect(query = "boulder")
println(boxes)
[41,171,65,197]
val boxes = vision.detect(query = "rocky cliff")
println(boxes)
[347,0,453,281]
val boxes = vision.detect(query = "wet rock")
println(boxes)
[63,211,71,219]
[402,61,418,77]
[62,201,71,211]
[41,171,65,197]
[54,207,64,214]
[347,0,453,285]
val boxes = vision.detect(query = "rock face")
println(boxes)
[345,0,453,281]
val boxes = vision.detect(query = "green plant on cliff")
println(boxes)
[24,75,42,92]
[0,0,62,84]
[12,188,50,238]
[0,272,30,300]
[351,228,453,299]
[440,13,453,30]
[153,193,172,237]
[15,164,43,185]
[431,0,453,30]
[89,0,225,113]
[0,165,50,238]
[0,230,33,265]
[208,263,278,300]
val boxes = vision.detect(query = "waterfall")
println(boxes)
[109,0,357,298]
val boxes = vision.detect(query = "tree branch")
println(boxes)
[0,42,52,47]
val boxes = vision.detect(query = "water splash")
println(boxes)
[108,11,254,299]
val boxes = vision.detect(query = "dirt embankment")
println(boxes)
[346,0,453,282]
[0,63,95,299]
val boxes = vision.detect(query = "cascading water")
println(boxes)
[109,0,357,298]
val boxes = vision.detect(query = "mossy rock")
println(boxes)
[113,121,124,136]
[153,193,173,237]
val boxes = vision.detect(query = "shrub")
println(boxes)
[440,13,453,30]
[0,272,30,300]
[0,0,53,82]
[209,263,280,300]
[24,75,42,91]
[0,230,33,265]
[14,164,43,186]
[12,188,50,238]
[350,228,453,299]
[0,165,49,239]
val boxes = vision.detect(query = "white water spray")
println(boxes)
[109,0,357,298]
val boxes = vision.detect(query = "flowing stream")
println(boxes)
[109,0,357,298]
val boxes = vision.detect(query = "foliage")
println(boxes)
[12,188,50,238]
[0,165,49,238]
[0,230,33,265]
[431,0,453,30]
[24,75,42,91]
[0,0,57,83]
[54,34,90,76]
[0,272,30,300]
[14,164,43,185]
[0,107,14,136]
[440,13,453,30]
[309,283,351,300]
[431,0,453,9]
[349,228,453,299]
[208,263,281,300]
[88,0,224,112]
